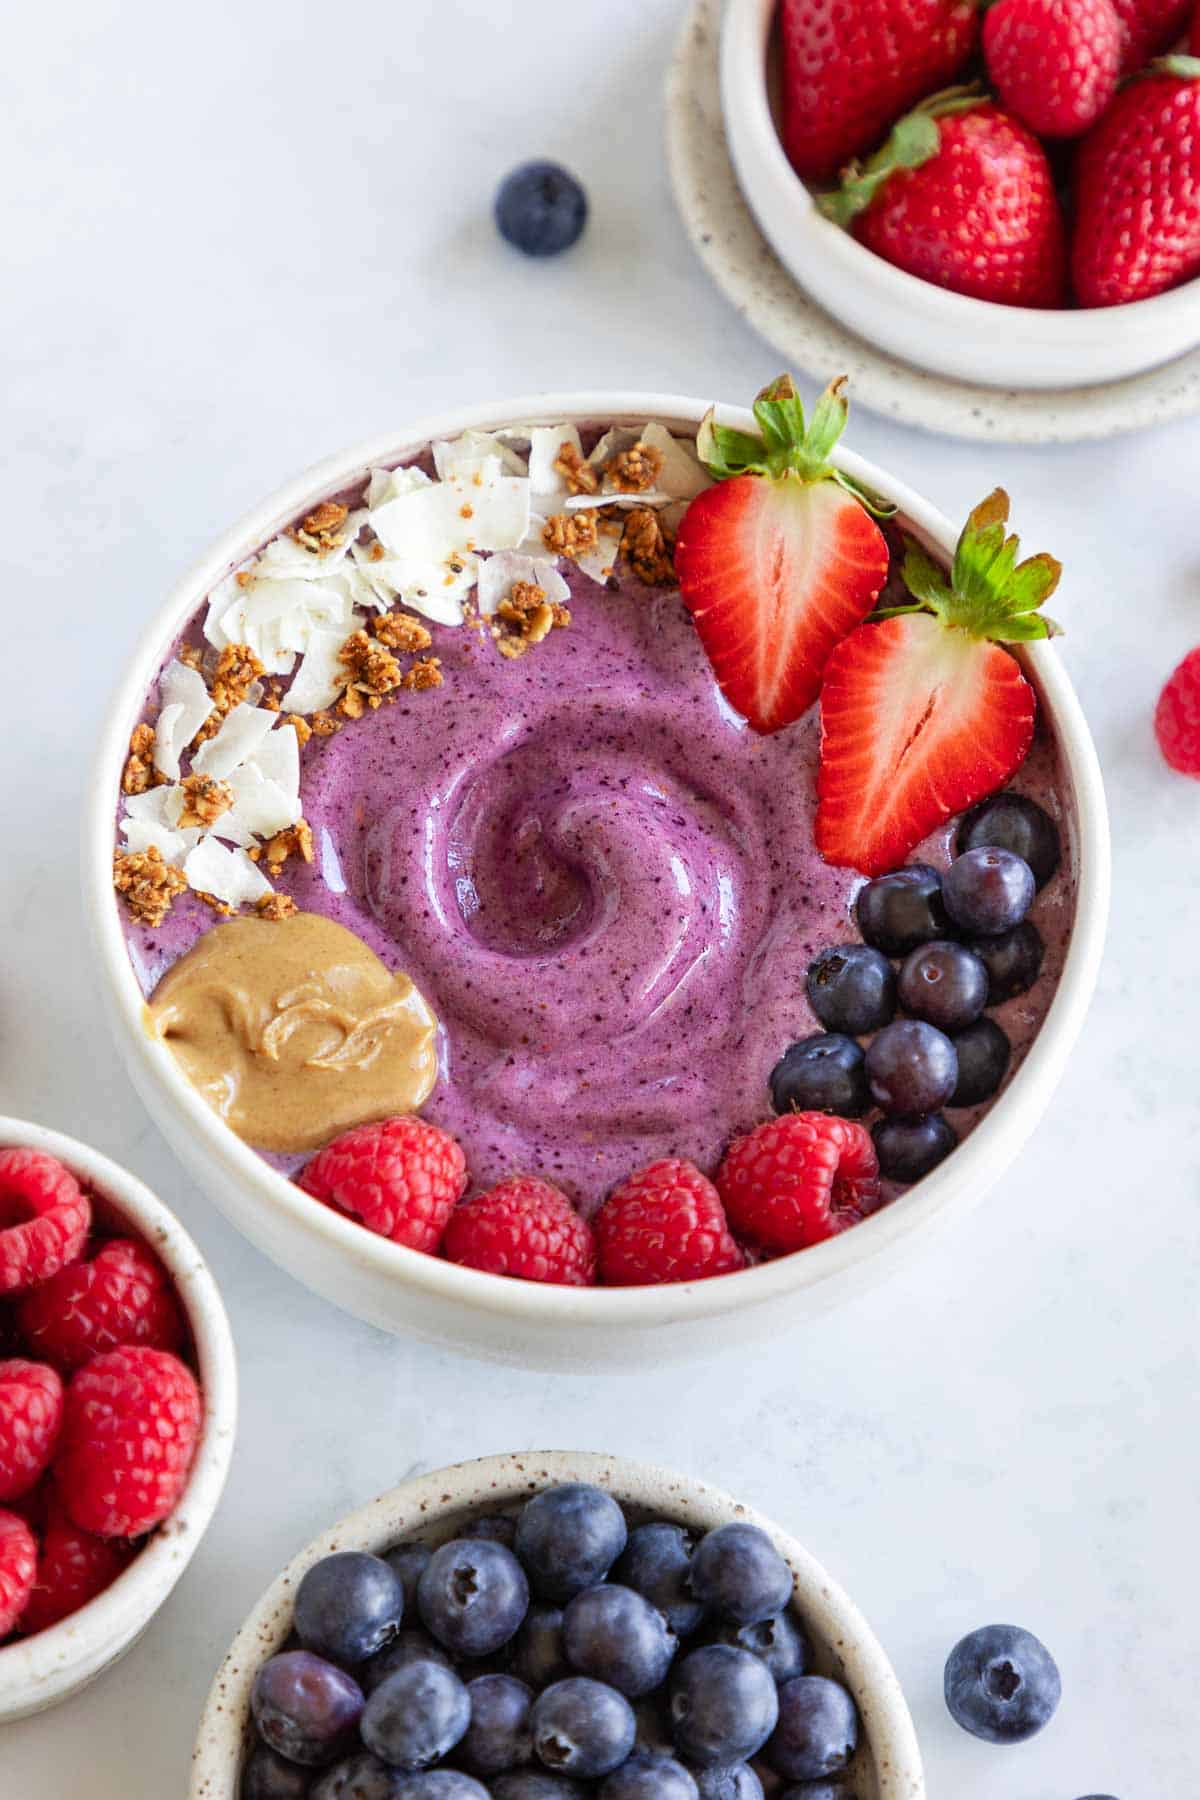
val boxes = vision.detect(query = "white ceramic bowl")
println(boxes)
[720,0,1200,390]
[0,1117,237,1722]
[189,1449,925,1799]
[84,390,1110,1372]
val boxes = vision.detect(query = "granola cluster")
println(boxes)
[288,500,350,554]
[543,509,601,560]
[494,581,572,660]
[177,774,234,828]
[121,723,157,796]
[112,846,186,929]
[607,443,664,494]
[621,506,677,587]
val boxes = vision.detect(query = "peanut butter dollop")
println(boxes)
[147,911,439,1153]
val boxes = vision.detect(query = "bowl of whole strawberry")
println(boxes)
[722,0,1200,388]
[188,1450,924,1799]
[0,1117,236,1722]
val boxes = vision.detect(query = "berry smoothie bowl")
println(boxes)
[85,383,1109,1368]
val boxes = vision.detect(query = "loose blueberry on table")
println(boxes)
[114,377,1074,1290]
[240,1483,866,1797]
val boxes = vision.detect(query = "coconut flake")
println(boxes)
[639,422,710,500]
[122,819,202,862]
[432,431,527,480]
[527,425,584,500]
[283,628,349,715]
[587,424,642,468]
[191,703,278,779]
[255,511,367,580]
[476,551,571,618]
[249,723,300,799]
[183,837,272,908]
[152,661,214,780]
[213,764,300,846]
[370,474,531,563]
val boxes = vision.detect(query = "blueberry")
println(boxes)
[385,1542,432,1610]
[471,1513,518,1548]
[707,1610,809,1684]
[294,1552,405,1667]
[563,1582,678,1696]
[957,793,1060,889]
[765,1675,858,1781]
[614,1522,706,1637]
[690,1766,764,1800]
[896,942,987,1034]
[865,1020,957,1118]
[251,1651,364,1767]
[360,1658,470,1770]
[806,945,896,1036]
[943,1623,1061,1743]
[968,922,1044,1003]
[943,848,1035,936]
[688,1524,792,1627]
[495,162,588,257]
[531,1676,637,1778]
[872,1114,957,1183]
[516,1484,628,1603]
[242,1741,313,1799]
[856,864,948,956]
[950,1017,1012,1106]
[458,1673,534,1775]
[492,1776,586,1800]
[776,1785,858,1799]
[669,1644,779,1768]
[389,1778,489,1800]
[362,1627,452,1695]
[770,1035,869,1119]
[418,1537,530,1658]
[310,1751,401,1798]
[600,1751,700,1798]
[511,1601,571,1689]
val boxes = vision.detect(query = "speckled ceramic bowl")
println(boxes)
[0,1117,237,1723]
[188,1449,924,1798]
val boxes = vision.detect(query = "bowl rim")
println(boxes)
[0,1115,238,1715]
[188,1448,926,1799]
[722,0,1200,340]
[84,387,1111,1336]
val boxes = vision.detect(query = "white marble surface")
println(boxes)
[1,1,1196,1794]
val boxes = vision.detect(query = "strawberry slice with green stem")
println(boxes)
[674,376,891,735]
[816,489,1062,877]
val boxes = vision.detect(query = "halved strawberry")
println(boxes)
[674,376,890,734]
[815,490,1061,876]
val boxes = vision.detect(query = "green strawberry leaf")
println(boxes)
[899,489,1065,642]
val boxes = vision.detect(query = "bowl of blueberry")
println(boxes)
[188,1450,924,1799]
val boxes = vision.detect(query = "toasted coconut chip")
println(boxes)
[184,837,273,908]
[122,819,202,862]
[432,430,527,480]
[212,764,301,847]
[152,661,213,779]
[527,424,585,499]
[283,627,350,715]
[477,551,571,618]
[191,702,278,779]
[250,723,300,798]
[122,786,175,826]
[349,541,477,623]
[370,473,530,562]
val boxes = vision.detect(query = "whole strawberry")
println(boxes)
[1112,0,1192,72]
[819,93,1067,307]
[1073,59,1200,305]
[984,0,1121,137]
[779,0,981,182]
[56,1346,201,1539]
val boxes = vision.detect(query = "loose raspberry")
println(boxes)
[56,1346,202,1539]
[0,1359,64,1502]
[717,1114,881,1253]
[442,1177,596,1285]
[0,1508,37,1636]
[299,1117,468,1253]
[0,1149,91,1296]
[1155,646,1200,777]
[20,1497,133,1636]
[6,1474,52,1535]
[17,1236,185,1373]
[595,1159,744,1286]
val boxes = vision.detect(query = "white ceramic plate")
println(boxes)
[666,0,1200,442]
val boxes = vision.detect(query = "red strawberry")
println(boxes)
[983,0,1122,138]
[1192,0,1200,52]
[819,94,1067,307]
[779,0,981,183]
[815,491,1060,877]
[673,377,890,735]
[1112,0,1192,72]
[1073,59,1200,306]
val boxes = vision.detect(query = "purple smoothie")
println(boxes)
[121,450,1076,1212]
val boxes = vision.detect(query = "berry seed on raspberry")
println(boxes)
[299,1117,467,1253]
[0,1148,91,1296]
[717,1114,881,1254]
[443,1177,596,1285]
[56,1346,202,1539]
[0,1507,37,1636]
[17,1236,185,1373]
[0,1358,64,1503]
[595,1159,744,1287]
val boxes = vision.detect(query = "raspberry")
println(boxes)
[17,1236,185,1373]
[442,1177,596,1285]
[299,1117,468,1253]
[56,1346,202,1539]
[595,1159,744,1286]
[1155,646,1200,777]
[717,1114,881,1253]
[0,1359,63,1502]
[20,1497,133,1636]
[0,1508,37,1636]
[0,1149,91,1296]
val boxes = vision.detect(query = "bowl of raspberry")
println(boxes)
[720,0,1200,389]
[188,1450,924,1799]
[86,383,1108,1368]
[0,1117,237,1721]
